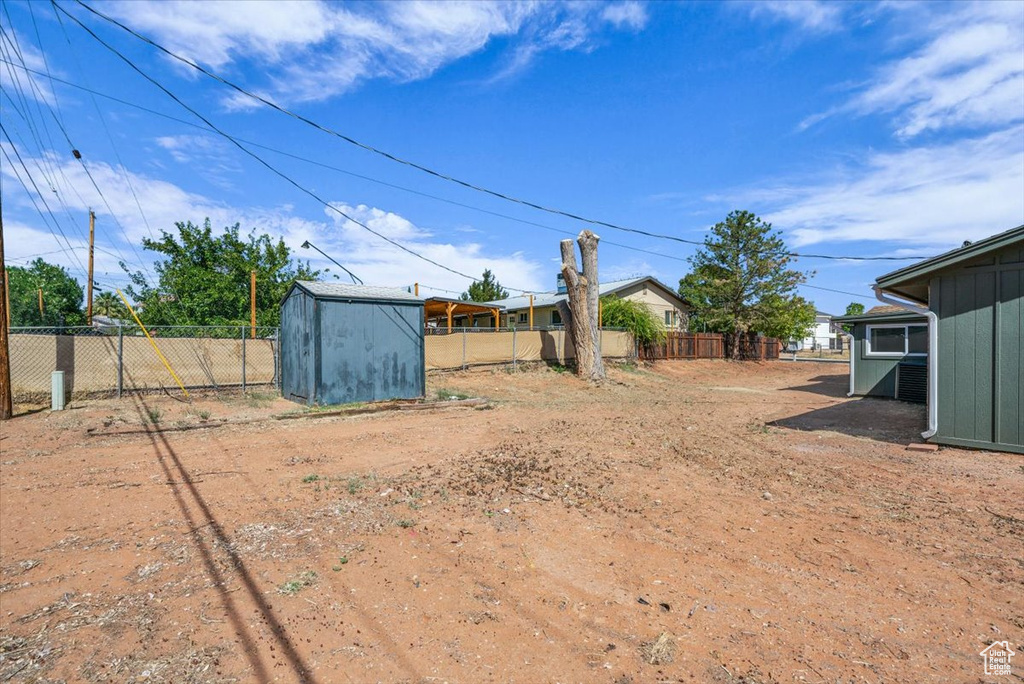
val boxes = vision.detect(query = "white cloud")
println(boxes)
[309,202,545,294]
[601,2,648,31]
[742,129,1024,248]
[747,1,843,32]
[801,3,1024,137]
[1,142,545,294]
[105,1,649,106]
[0,29,57,106]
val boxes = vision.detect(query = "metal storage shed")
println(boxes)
[874,225,1023,454]
[280,281,425,406]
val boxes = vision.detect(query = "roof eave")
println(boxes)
[876,224,1024,292]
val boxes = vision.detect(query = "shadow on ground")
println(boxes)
[771,395,927,445]
[780,373,851,399]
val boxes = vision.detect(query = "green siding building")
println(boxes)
[833,306,929,400]
[874,225,1023,454]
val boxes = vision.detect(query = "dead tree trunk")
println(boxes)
[559,231,605,381]
[578,231,605,380]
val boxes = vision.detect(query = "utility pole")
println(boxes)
[0,204,13,419]
[38,288,44,318]
[250,270,256,339]
[86,210,95,325]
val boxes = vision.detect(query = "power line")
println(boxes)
[800,282,875,301]
[0,131,89,276]
[0,21,148,280]
[70,0,937,264]
[56,3,546,294]
[0,56,690,268]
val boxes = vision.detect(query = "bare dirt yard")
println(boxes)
[1,361,1021,684]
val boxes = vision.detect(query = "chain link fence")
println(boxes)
[9,325,279,403]
[424,327,636,371]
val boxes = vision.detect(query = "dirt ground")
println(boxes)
[1,361,1021,684]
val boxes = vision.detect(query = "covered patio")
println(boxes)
[423,297,504,332]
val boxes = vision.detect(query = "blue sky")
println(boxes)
[2,0,1022,315]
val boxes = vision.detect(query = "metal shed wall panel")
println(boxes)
[315,300,424,405]
[280,288,315,403]
[932,247,1024,453]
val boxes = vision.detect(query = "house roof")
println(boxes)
[833,304,928,324]
[288,281,423,303]
[486,276,688,311]
[876,224,1024,304]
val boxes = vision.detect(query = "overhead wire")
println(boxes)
[0,18,149,282]
[0,129,89,276]
[55,1,546,294]
[69,0,936,264]
[0,56,690,267]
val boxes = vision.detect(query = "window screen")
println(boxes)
[908,325,928,354]
[870,327,906,353]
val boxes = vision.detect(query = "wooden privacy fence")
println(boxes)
[641,332,781,361]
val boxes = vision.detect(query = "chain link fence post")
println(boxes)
[512,328,517,371]
[462,328,467,370]
[241,325,247,393]
[117,324,123,398]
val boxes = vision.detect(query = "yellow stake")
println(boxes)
[116,289,191,400]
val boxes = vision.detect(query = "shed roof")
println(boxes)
[289,281,423,303]
[876,224,1024,303]
[833,304,928,324]
[488,276,688,311]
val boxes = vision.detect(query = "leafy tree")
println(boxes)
[7,259,85,327]
[92,291,127,319]
[123,219,320,327]
[460,269,508,302]
[600,295,666,349]
[841,301,865,332]
[678,210,816,358]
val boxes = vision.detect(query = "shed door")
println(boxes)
[316,301,423,404]
[371,303,423,401]
[282,290,314,403]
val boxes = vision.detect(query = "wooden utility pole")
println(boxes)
[0,206,13,419]
[86,210,95,325]
[250,270,256,339]
[37,288,44,318]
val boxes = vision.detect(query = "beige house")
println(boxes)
[454,275,690,330]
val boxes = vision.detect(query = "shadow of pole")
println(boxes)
[128,390,318,683]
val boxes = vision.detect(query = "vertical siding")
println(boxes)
[850,321,926,397]
[316,300,424,405]
[280,289,314,404]
[973,273,995,441]
[934,250,1023,451]
[937,277,957,438]
[997,267,1023,446]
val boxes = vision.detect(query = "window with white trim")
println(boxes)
[866,324,928,356]
[518,312,528,323]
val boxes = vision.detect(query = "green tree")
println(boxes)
[92,291,127,319]
[7,259,85,327]
[460,269,509,302]
[678,210,816,358]
[599,295,666,349]
[841,301,865,333]
[123,219,320,327]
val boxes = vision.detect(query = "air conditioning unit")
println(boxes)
[896,363,927,404]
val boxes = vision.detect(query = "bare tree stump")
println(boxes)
[560,232,605,381]
[578,230,605,380]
